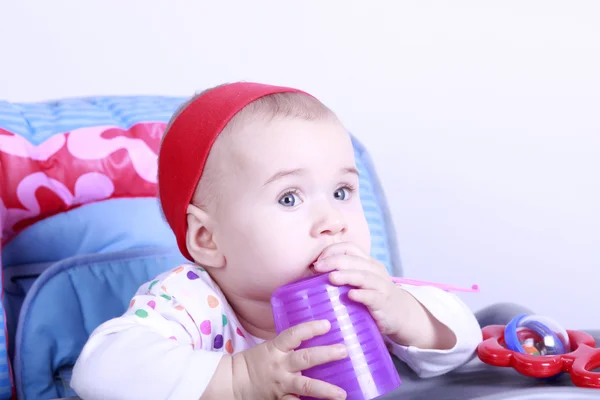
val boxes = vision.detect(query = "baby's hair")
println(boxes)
[162,84,334,139]
[158,83,336,213]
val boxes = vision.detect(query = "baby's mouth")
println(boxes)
[307,255,322,275]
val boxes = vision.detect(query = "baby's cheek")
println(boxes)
[350,213,371,252]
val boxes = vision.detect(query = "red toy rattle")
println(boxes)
[477,313,600,388]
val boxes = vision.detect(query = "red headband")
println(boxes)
[158,82,308,261]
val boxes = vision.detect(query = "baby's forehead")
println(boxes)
[223,117,353,170]
[225,114,346,150]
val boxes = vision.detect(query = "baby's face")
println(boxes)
[209,115,371,301]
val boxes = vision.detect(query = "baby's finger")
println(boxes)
[281,395,300,400]
[348,289,385,311]
[289,375,347,400]
[329,269,388,290]
[287,344,348,372]
[273,320,331,352]
[313,254,380,274]
[317,242,369,262]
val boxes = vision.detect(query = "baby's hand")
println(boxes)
[232,320,348,400]
[313,242,457,350]
[312,242,408,340]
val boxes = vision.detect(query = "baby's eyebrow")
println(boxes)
[263,168,305,186]
[343,167,360,177]
[263,166,359,186]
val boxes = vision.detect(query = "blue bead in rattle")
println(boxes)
[504,314,570,357]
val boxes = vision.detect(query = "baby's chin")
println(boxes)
[227,261,321,299]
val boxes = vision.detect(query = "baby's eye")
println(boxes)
[334,187,352,201]
[279,191,302,207]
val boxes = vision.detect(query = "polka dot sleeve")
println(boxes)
[120,265,206,349]
[122,264,253,356]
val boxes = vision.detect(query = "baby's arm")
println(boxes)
[386,286,483,378]
[72,304,346,400]
[71,267,229,400]
[71,315,227,400]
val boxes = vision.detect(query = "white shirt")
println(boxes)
[71,264,482,400]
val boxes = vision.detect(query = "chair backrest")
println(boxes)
[0,95,402,399]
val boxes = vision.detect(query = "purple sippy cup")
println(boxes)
[271,272,402,400]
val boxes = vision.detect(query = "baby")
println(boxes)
[71,82,482,400]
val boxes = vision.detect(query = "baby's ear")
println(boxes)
[185,204,225,268]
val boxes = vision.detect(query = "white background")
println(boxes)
[1,0,599,328]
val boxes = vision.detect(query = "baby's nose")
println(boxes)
[311,211,348,238]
